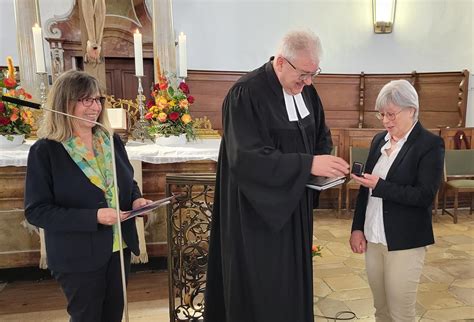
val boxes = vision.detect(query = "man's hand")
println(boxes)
[350,173,379,189]
[349,230,367,254]
[311,155,350,177]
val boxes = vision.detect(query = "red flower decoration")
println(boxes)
[146,100,154,109]
[3,77,16,88]
[159,82,168,90]
[0,116,10,126]
[169,112,180,121]
[178,82,190,95]
[145,112,154,120]
[187,95,195,104]
[0,102,5,114]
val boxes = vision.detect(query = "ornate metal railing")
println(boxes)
[166,173,216,322]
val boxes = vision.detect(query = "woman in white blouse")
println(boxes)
[349,80,444,322]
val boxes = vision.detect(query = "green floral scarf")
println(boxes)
[62,129,125,252]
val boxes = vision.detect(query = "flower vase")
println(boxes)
[0,134,25,148]
[154,134,187,146]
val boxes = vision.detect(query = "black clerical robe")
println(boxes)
[204,59,332,322]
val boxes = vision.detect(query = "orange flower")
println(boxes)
[157,112,167,122]
[145,112,154,120]
[181,113,192,124]
[10,113,19,122]
[179,99,189,108]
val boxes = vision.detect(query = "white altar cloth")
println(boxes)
[0,138,221,167]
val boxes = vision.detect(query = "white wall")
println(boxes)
[1,0,473,123]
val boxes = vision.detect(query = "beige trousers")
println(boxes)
[365,242,426,322]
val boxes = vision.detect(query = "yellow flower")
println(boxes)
[168,100,177,107]
[181,113,192,124]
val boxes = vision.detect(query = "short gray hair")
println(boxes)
[276,29,323,63]
[375,79,419,121]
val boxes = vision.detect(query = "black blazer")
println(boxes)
[351,122,445,251]
[25,134,142,273]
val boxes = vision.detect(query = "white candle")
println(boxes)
[32,24,46,73]
[134,29,144,77]
[178,32,187,78]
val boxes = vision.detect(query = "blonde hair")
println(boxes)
[37,70,110,141]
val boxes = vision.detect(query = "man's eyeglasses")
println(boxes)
[375,109,403,121]
[78,96,106,107]
[283,57,322,80]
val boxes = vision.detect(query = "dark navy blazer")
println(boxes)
[351,122,445,251]
[25,134,141,272]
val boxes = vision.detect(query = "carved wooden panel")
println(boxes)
[314,75,361,128]
[105,57,154,100]
[185,71,244,132]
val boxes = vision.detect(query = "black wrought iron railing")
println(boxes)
[166,173,216,322]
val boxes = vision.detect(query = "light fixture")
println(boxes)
[372,0,396,34]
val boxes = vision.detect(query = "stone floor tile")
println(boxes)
[418,282,450,293]
[325,241,354,257]
[422,265,456,284]
[315,297,351,320]
[344,257,366,269]
[441,235,474,245]
[314,277,333,298]
[326,288,373,301]
[439,259,474,279]
[345,298,375,319]
[448,286,474,306]
[324,275,369,291]
[417,290,465,310]
[422,306,474,320]
[452,278,474,288]
[314,266,354,278]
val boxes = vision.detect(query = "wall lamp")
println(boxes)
[373,0,396,33]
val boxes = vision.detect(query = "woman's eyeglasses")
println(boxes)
[375,109,403,121]
[283,57,322,80]
[78,97,106,107]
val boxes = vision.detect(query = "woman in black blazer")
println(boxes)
[349,80,444,321]
[25,70,150,322]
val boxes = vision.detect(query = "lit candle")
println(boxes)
[134,29,144,77]
[32,24,46,73]
[178,32,187,78]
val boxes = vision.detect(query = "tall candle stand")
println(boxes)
[131,76,152,142]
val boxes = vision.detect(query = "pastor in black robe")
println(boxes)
[204,58,332,322]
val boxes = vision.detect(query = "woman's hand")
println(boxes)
[132,197,153,210]
[349,230,367,254]
[97,208,127,225]
[350,173,380,189]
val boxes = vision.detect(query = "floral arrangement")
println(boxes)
[145,75,195,140]
[312,245,323,258]
[0,57,34,139]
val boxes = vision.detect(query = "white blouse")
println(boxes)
[364,122,416,245]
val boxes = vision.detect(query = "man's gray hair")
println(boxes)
[277,29,323,63]
[375,79,419,121]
